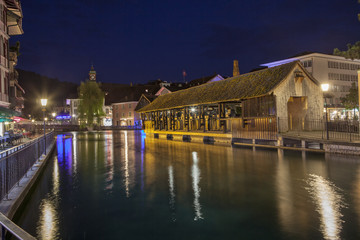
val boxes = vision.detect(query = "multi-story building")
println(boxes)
[68,98,81,124]
[261,53,360,106]
[0,0,23,136]
[112,101,141,127]
[9,43,24,113]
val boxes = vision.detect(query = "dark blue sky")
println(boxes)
[11,0,360,84]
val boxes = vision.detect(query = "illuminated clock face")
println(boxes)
[90,74,95,80]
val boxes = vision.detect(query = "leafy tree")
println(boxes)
[78,80,105,129]
[340,82,359,119]
[333,41,360,60]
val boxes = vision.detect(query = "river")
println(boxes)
[13,130,360,239]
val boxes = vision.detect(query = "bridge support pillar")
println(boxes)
[277,137,283,147]
[301,140,306,149]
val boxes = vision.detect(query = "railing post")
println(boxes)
[2,225,5,240]
[5,155,8,201]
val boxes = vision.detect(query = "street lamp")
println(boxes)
[321,84,329,140]
[41,99,47,154]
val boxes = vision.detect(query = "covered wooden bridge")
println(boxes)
[137,61,323,141]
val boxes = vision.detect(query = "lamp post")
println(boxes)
[41,99,47,154]
[321,84,329,140]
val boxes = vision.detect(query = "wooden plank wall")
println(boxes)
[231,117,277,140]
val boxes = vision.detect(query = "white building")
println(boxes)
[261,53,360,108]
[68,98,81,124]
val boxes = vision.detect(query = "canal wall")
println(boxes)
[323,143,360,155]
[0,141,56,220]
[147,130,360,155]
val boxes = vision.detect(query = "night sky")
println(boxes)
[11,0,360,84]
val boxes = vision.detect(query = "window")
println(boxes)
[116,113,119,118]
[129,104,132,108]
[328,73,358,82]
[302,60,312,68]
[129,111,132,117]
[122,112,125,117]
[122,104,125,109]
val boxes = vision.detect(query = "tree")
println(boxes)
[78,80,105,129]
[340,82,359,119]
[333,41,360,60]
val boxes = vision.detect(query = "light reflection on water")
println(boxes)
[14,131,360,240]
[306,174,345,240]
[37,156,60,240]
[124,131,130,197]
[168,165,176,221]
[192,151,203,221]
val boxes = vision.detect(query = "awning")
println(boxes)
[0,118,13,122]
[12,116,29,123]
[0,106,20,118]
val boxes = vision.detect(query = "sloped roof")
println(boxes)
[137,61,313,112]
[134,94,158,111]
[188,74,219,87]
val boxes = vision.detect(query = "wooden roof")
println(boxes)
[137,61,315,113]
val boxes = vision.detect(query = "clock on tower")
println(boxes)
[89,65,96,81]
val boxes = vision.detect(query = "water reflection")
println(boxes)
[37,156,60,240]
[168,165,176,221]
[16,131,360,240]
[276,149,295,233]
[192,151,203,221]
[306,174,345,240]
[124,131,130,197]
[105,132,114,190]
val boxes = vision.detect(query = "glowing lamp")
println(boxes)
[41,99,48,107]
[321,84,329,92]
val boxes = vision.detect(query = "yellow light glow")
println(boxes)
[41,99,48,107]
[52,112,56,117]
[306,174,345,240]
[321,84,329,92]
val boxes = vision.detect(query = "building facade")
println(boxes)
[0,0,23,136]
[261,53,360,109]
[112,101,141,127]
[9,44,24,113]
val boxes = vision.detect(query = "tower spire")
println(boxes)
[89,64,96,81]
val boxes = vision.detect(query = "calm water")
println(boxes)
[13,131,360,240]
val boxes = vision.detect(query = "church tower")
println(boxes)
[89,65,96,81]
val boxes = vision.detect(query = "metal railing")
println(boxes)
[0,212,36,240]
[0,131,54,201]
[279,118,360,142]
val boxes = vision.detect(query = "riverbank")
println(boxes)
[0,139,56,219]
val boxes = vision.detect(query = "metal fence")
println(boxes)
[0,131,54,201]
[278,118,360,142]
